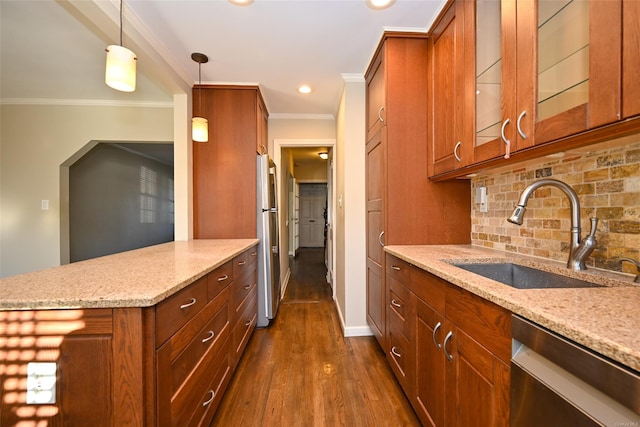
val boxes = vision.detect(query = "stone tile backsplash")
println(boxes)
[470,135,640,276]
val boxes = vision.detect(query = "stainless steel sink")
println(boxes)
[453,263,604,289]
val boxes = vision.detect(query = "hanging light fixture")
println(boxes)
[191,52,209,143]
[105,0,137,92]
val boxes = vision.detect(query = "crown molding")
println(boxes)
[269,113,335,120]
[0,98,173,108]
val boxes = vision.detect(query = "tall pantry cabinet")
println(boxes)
[193,85,268,238]
[365,33,471,351]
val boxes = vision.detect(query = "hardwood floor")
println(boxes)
[211,248,420,426]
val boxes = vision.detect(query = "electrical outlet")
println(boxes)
[26,362,56,404]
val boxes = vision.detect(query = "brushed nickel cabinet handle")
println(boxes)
[391,265,401,271]
[391,346,402,358]
[501,118,511,159]
[391,299,402,308]
[250,252,257,257]
[202,390,215,407]
[378,231,385,247]
[180,298,196,309]
[243,284,252,290]
[238,261,246,266]
[245,319,253,327]
[201,330,215,343]
[378,106,385,123]
[443,331,454,361]
[432,321,442,350]
[517,111,527,140]
[217,274,229,282]
[454,141,462,162]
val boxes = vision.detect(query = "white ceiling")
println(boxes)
[0,0,445,116]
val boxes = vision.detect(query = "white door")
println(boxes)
[293,181,300,253]
[299,184,326,247]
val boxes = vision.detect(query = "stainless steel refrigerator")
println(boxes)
[256,154,281,327]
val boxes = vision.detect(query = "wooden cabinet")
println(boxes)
[193,85,268,239]
[623,0,640,119]
[257,97,269,155]
[430,0,639,179]
[429,0,469,175]
[383,255,512,427]
[365,32,471,350]
[0,246,258,426]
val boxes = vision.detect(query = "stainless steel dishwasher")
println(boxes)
[511,315,640,427]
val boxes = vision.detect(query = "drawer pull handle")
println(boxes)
[391,265,401,271]
[391,299,402,308]
[238,261,247,266]
[245,319,253,327]
[432,322,442,350]
[443,331,454,362]
[180,298,196,309]
[217,274,229,282]
[391,346,402,358]
[202,390,215,407]
[202,330,215,343]
[243,284,252,290]
[250,252,257,256]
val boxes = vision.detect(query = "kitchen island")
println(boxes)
[0,239,259,426]
[385,244,640,372]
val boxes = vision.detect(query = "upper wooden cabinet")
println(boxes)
[431,0,639,179]
[256,98,269,155]
[429,1,469,175]
[366,46,386,141]
[193,85,267,239]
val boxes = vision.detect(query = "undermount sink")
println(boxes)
[453,263,604,290]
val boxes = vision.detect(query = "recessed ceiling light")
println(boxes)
[319,152,329,160]
[228,0,254,5]
[366,0,396,10]
[297,85,313,94]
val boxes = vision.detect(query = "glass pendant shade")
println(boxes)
[105,45,137,92]
[192,116,209,142]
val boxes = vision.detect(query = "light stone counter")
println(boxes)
[0,239,259,310]
[385,244,640,372]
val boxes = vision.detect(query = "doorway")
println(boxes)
[274,139,336,299]
[299,183,327,248]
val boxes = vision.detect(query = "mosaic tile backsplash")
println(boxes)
[470,135,640,276]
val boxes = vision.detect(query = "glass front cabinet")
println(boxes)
[468,0,622,166]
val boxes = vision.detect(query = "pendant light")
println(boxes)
[191,52,209,143]
[105,0,137,92]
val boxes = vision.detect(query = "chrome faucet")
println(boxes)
[507,179,598,271]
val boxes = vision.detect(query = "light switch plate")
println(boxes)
[26,362,56,404]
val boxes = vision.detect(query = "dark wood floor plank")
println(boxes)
[211,248,420,427]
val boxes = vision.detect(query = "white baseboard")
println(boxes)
[333,299,373,337]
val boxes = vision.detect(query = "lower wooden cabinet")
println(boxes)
[0,246,258,426]
[385,254,511,427]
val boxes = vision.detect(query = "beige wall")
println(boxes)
[294,162,328,182]
[471,134,640,276]
[0,104,173,277]
[335,77,367,336]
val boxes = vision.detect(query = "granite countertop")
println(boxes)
[385,244,640,372]
[0,239,259,310]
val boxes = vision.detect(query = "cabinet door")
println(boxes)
[366,47,386,141]
[430,0,468,176]
[445,327,510,427]
[471,0,516,163]
[366,127,386,348]
[516,0,622,147]
[623,0,640,119]
[415,299,446,427]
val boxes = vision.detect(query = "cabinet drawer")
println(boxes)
[208,261,233,301]
[410,267,446,314]
[171,336,232,427]
[232,288,257,362]
[233,269,257,315]
[156,275,208,346]
[233,248,258,281]
[445,284,511,364]
[388,275,409,321]
[388,330,411,391]
[386,254,411,284]
[156,286,231,398]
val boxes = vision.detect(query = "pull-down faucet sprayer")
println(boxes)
[507,179,598,271]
